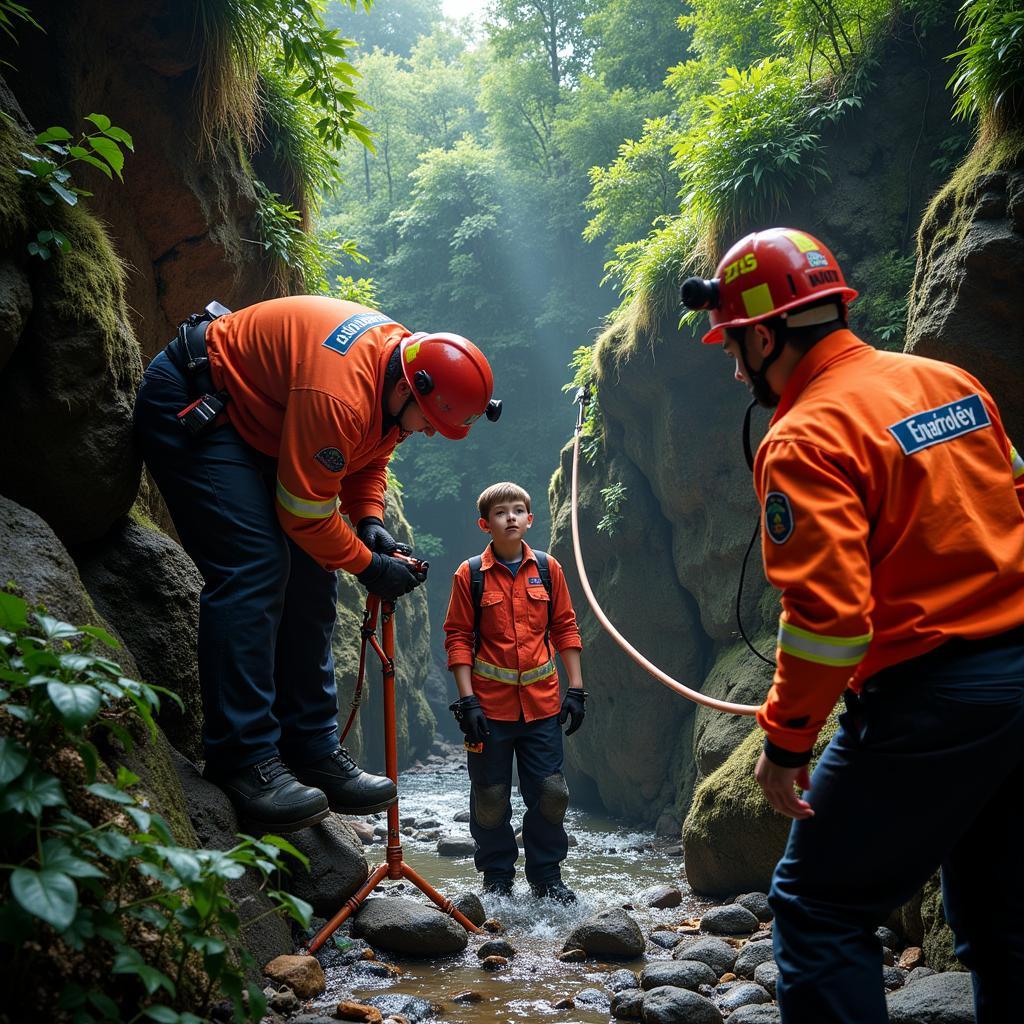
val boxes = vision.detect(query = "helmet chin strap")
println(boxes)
[738,330,784,410]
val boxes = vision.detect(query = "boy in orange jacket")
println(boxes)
[443,482,586,902]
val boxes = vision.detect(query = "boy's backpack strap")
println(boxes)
[532,550,553,652]
[468,555,484,654]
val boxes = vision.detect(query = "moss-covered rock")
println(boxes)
[681,710,840,897]
[907,129,1024,439]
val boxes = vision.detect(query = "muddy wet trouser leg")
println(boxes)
[133,350,340,771]
[468,718,518,882]
[769,637,1024,1024]
[516,714,569,887]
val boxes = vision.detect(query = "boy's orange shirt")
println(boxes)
[443,542,582,722]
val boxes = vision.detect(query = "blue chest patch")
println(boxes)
[764,491,794,545]
[322,312,394,356]
[527,577,542,585]
[888,394,991,455]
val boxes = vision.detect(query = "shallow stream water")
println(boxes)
[306,757,715,1023]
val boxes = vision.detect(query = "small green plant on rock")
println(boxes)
[0,592,313,1023]
[597,482,628,536]
[17,114,133,259]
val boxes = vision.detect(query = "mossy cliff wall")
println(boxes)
[548,23,960,828]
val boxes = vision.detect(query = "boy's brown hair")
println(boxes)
[477,481,531,518]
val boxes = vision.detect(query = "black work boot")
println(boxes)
[482,874,515,898]
[203,756,329,834]
[531,879,577,904]
[291,747,397,814]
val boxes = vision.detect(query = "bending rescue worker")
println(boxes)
[134,295,498,834]
[683,228,1024,1024]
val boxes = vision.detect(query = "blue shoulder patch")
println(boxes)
[322,311,394,356]
[888,394,991,455]
[764,491,794,545]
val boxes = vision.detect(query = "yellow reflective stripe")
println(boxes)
[777,621,871,668]
[472,658,556,686]
[519,659,556,685]
[1011,445,1024,480]
[472,658,519,685]
[275,481,338,520]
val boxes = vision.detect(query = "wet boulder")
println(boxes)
[606,968,640,992]
[734,940,775,979]
[451,891,486,926]
[641,961,717,992]
[701,904,759,936]
[74,515,203,762]
[563,907,645,959]
[282,815,370,917]
[639,884,682,909]
[714,981,772,1014]
[642,985,723,1024]
[611,989,644,1020]
[673,937,738,976]
[886,971,974,1023]
[752,960,778,996]
[727,1007,782,1024]
[734,892,772,922]
[263,954,325,999]
[437,835,476,857]
[351,896,470,955]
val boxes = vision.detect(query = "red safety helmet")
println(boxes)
[399,332,496,440]
[682,228,858,344]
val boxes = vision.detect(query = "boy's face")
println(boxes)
[479,499,533,541]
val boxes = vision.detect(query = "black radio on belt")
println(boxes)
[177,392,227,436]
[173,301,231,437]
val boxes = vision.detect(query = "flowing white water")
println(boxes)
[307,756,715,1023]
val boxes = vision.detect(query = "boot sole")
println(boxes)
[329,793,399,816]
[242,805,330,835]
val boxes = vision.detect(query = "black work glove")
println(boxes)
[357,516,411,556]
[559,688,588,736]
[356,552,426,601]
[449,694,490,745]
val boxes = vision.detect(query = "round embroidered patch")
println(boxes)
[764,491,794,544]
[313,446,346,473]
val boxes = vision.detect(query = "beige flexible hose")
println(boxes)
[570,392,760,716]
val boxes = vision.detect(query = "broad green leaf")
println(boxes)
[76,739,99,783]
[80,624,119,648]
[272,891,313,927]
[84,112,111,132]
[10,867,77,930]
[0,592,28,631]
[48,180,79,205]
[101,125,134,150]
[124,805,151,832]
[34,615,80,641]
[87,136,124,179]
[87,992,120,1019]
[0,769,66,816]
[0,736,28,785]
[116,766,140,789]
[47,681,102,729]
[86,781,134,805]
[156,845,201,883]
[87,831,134,860]
[41,839,106,880]
[256,834,309,867]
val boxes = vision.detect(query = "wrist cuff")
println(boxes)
[763,738,812,768]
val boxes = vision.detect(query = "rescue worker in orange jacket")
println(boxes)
[683,229,1024,1024]
[443,481,584,902]
[134,295,499,833]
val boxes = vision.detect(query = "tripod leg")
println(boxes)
[305,860,390,954]
[401,862,480,933]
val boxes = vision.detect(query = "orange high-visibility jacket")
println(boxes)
[205,296,411,574]
[443,542,583,722]
[755,329,1024,755]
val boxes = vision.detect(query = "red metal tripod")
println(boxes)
[306,593,479,954]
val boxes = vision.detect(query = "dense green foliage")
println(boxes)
[0,593,311,1023]
[949,0,1024,131]
[17,115,133,260]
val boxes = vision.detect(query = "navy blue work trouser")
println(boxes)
[468,714,569,886]
[133,349,341,772]
[770,630,1024,1024]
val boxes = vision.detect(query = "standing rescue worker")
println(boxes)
[134,296,499,834]
[682,228,1024,1023]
